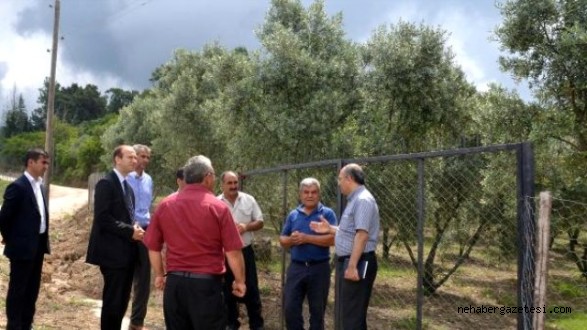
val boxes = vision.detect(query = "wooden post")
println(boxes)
[44,0,61,200]
[533,191,552,330]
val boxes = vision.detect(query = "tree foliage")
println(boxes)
[105,88,139,114]
[496,0,587,279]
[497,0,587,157]
[359,22,476,154]
[3,92,31,138]
[31,79,108,129]
[234,0,361,165]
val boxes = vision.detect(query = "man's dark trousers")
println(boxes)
[6,234,46,330]
[284,260,330,330]
[99,265,135,330]
[164,274,225,330]
[224,245,264,329]
[131,240,151,326]
[334,252,377,330]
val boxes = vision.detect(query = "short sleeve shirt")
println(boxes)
[218,192,263,246]
[335,186,380,256]
[281,203,337,262]
[144,184,243,275]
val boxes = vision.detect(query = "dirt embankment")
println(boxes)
[0,183,283,330]
[0,184,108,329]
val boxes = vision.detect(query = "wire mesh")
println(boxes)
[239,145,540,330]
[541,197,587,328]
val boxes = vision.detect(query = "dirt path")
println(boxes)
[0,182,147,329]
[47,184,89,219]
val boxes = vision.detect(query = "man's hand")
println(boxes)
[232,280,246,297]
[236,223,247,234]
[154,275,166,290]
[132,224,145,241]
[309,216,331,234]
[290,231,306,245]
[344,265,360,282]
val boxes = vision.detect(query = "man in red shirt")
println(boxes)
[144,155,246,330]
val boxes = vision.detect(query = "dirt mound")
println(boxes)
[45,206,103,299]
[0,190,283,329]
[0,203,103,329]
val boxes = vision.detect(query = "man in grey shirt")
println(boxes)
[310,163,379,330]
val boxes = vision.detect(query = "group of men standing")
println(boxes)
[0,145,380,330]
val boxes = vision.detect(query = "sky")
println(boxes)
[0,0,531,115]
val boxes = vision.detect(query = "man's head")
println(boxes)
[24,148,49,179]
[176,167,186,191]
[220,171,239,199]
[133,144,151,174]
[113,145,137,176]
[299,177,321,210]
[338,163,365,196]
[183,155,215,191]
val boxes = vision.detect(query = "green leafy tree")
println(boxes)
[496,0,587,278]
[31,79,59,130]
[31,80,108,128]
[102,46,231,189]
[470,85,538,257]
[497,0,587,151]
[356,21,481,295]
[229,0,360,166]
[3,92,31,137]
[358,21,476,154]
[0,131,45,169]
[105,88,139,113]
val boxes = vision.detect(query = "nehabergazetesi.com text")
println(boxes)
[457,305,572,315]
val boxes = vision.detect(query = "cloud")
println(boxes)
[0,0,131,112]
[1,0,532,115]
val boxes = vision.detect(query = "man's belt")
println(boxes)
[167,271,222,280]
[337,251,375,262]
[291,259,329,267]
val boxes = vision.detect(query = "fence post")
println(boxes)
[336,159,344,221]
[533,191,551,330]
[516,142,535,330]
[416,158,425,330]
[280,170,288,330]
[334,160,344,330]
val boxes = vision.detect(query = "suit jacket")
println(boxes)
[0,174,50,260]
[86,170,138,268]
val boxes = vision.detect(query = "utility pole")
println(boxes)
[44,0,60,200]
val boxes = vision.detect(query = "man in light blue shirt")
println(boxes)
[126,144,154,330]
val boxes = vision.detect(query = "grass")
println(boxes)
[246,228,587,329]
[0,179,10,199]
[548,311,587,330]
[552,280,587,299]
[377,262,417,279]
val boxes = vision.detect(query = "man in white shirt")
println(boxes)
[0,148,50,330]
[218,171,265,330]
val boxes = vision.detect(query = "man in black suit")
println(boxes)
[0,148,50,330]
[86,145,145,330]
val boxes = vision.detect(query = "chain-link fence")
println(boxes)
[537,195,587,328]
[240,143,537,330]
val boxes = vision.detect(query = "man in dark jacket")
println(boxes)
[86,144,145,330]
[0,148,51,330]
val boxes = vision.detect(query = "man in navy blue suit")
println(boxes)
[0,148,51,330]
